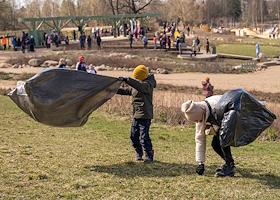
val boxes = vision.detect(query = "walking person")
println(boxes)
[117,65,157,162]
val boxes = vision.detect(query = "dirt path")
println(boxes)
[100,67,280,93]
[1,66,280,93]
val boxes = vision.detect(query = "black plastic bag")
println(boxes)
[214,89,276,147]
[9,69,121,127]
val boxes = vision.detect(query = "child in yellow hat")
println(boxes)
[117,65,156,162]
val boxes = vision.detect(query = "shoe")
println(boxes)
[215,163,235,177]
[135,152,143,161]
[215,164,227,172]
[144,150,154,163]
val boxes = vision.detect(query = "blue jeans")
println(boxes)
[131,119,153,156]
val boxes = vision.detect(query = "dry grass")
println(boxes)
[1,95,280,199]
[101,91,280,140]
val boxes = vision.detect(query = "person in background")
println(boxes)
[202,77,214,98]
[87,35,92,49]
[167,36,171,50]
[12,36,17,51]
[142,35,148,48]
[153,35,157,49]
[192,39,198,57]
[29,35,35,52]
[79,33,86,49]
[117,65,157,163]
[76,56,87,72]
[21,32,27,53]
[256,43,260,58]
[96,35,102,50]
[65,36,69,45]
[2,35,7,50]
[46,35,52,48]
[129,33,134,48]
[58,58,67,68]
[88,65,97,74]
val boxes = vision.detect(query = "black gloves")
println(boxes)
[196,163,205,175]
[118,77,128,82]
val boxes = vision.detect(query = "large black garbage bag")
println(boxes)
[8,69,122,127]
[214,89,276,147]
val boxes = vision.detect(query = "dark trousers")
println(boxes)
[131,119,153,156]
[212,135,234,164]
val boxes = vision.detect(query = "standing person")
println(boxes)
[87,35,92,49]
[129,33,134,48]
[54,33,59,47]
[12,36,17,51]
[192,39,198,57]
[206,39,210,54]
[256,43,260,58]
[29,35,35,52]
[64,36,69,45]
[153,35,157,49]
[142,35,148,48]
[117,65,157,162]
[187,26,191,36]
[21,32,27,53]
[167,36,171,50]
[46,35,52,48]
[2,35,7,50]
[17,37,21,48]
[195,37,201,52]
[202,77,214,98]
[96,35,102,50]
[76,56,87,72]
[79,33,86,49]
[73,30,76,41]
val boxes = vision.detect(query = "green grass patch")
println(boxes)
[0,96,280,199]
[217,43,280,57]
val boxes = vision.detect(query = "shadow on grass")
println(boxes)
[85,161,218,178]
[238,168,280,189]
[86,162,280,188]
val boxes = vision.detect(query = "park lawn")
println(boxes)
[0,96,280,200]
[217,43,280,57]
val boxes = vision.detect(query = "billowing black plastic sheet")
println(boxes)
[214,89,276,147]
[8,69,121,127]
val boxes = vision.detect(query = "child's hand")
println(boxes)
[118,77,128,82]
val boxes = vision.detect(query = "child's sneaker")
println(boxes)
[144,150,154,163]
[135,152,143,161]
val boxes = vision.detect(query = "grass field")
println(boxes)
[1,96,280,199]
[217,43,280,57]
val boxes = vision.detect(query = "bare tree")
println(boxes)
[105,0,154,14]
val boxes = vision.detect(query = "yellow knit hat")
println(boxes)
[132,65,149,81]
